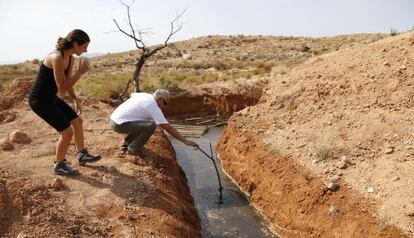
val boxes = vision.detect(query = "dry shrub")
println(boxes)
[272,65,290,75]
[317,145,331,161]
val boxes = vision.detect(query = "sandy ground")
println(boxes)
[0,85,201,237]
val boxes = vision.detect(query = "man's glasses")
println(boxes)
[161,98,168,106]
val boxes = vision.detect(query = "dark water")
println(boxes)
[172,127,277,238]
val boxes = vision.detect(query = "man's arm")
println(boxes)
[158,123,198,147]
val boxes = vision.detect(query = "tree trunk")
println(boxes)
[133,57,146,92]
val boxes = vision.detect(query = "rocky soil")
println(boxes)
[0,81,201,237]
[217,32,414,237]
[1,31,413,238]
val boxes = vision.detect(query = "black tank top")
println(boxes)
[29,50,72,101]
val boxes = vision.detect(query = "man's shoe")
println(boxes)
[121,143,128,152]
[53,161,79,176]
[127,148,145,157]
[77,148,101,166]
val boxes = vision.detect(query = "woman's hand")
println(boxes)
[74,97,83,115]
[77,58,90,75]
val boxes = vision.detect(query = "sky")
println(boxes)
[0,0,413,64]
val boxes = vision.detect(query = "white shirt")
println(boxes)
[110,92,168,125]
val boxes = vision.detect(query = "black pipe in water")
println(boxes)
[197,144,224,204]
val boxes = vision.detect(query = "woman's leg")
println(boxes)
[56,126,73,161]
[54,127,79,176]
[72,116,101,165]
[29,98,79,175]
[71,117,84,152]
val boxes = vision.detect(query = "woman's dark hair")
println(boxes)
[56,29,90,51]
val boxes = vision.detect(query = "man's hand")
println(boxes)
[184,139,198,148]
[159,123,199,148]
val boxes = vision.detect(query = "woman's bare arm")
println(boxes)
[51,54,88,93]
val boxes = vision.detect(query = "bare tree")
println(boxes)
[113,1,185,95]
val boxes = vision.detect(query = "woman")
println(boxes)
[28,29,101,176]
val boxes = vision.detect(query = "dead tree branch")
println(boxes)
[112,1,185,96]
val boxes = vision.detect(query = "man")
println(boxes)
[110,89,198,155]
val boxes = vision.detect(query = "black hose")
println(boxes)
[197,144,224,204]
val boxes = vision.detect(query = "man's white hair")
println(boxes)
[153,89,170,101]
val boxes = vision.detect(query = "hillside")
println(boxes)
[0,34,386,101]
[217,32,414,237]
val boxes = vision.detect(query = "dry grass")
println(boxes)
[75,72,131,100]
[1,33,387,101]
[0,62,38,85]
[317,145,331,161]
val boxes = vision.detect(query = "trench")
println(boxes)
[171,126,276,238]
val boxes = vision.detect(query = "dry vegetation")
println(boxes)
[0,33,386,100]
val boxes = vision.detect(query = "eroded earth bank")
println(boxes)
[217,32,414,237]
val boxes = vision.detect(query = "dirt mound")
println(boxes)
[217,121,405,237]
[0,78,32,111]
[218,32,414,236]
[165,77,266,117]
